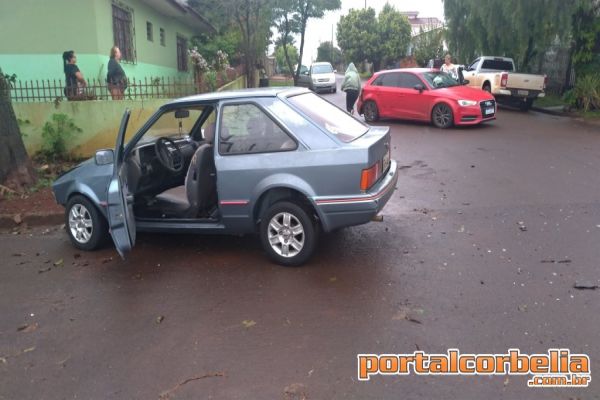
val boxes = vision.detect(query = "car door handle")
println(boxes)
[126,194,134,204]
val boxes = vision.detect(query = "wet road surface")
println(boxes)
[1,80,600,399]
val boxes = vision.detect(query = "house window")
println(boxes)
[112,4,135,62]
[160,28,165,46]
[146,21,153,42]
[176,35,188,72]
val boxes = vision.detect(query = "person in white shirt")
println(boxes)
[440,54,458,80]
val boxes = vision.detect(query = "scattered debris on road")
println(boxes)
[573,281,598,290]
[159,372,225,399]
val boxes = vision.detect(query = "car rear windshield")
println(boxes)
[287,92,368,142]
[421,72,460,89]
[481,59,514,71]
[312,64,333,74]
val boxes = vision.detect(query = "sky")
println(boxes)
[296,0,445,65]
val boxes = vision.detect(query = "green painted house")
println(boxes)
[0,0,214,83]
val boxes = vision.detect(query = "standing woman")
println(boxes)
[107,46,127,100]
[341,62,361,114]
[63,50,87,100]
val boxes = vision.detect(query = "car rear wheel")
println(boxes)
[520,98,533,111]
[363,101,379,122]
[431,103,454,129]
[65,195,109,251]
[260,201,317,267]
[483,83,491,93]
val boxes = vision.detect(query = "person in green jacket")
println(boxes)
[341,62,361,114]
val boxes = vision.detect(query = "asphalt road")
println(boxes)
[1,79,600,399]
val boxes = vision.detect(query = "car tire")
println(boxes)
[482,83,491,93]
[260,201,317,267]
[363,100,379,122]
[333,88,337,93]
[520,98,533,111]
[65,195,109,251]
[431,103,454,129]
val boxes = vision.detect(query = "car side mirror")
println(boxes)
[414,84,425,93]
[333,69,337,73]
[95,149,114,165]
[303,71,309,75]
[463,79,470,85]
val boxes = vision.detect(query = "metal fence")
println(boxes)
[9,65,245,103]
[9,76,202,102]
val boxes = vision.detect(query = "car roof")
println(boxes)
[374,68,435,76]
[311,62,332,66]
[164,86,310,106]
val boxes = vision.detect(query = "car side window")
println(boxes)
[219,103,297,155]
[468,59,479,71]
[377,73,400,87]
[397,73,423,89]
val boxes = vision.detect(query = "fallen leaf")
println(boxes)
[38,266,52,274]
[283,383,308,400]
[242,320,256,328]
[13,214,22,225]
[23,347,35,353]
[53,259,63,267]
[329,276,337,282]
[17,323,38,333]
[156,316,165,324]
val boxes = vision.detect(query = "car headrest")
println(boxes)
[203,122,216,143]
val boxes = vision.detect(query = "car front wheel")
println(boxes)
[363,100,379,122]
[260,201,317,267]
[65,195,109,251]
[431,103,454,129]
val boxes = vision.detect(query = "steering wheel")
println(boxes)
[154,137,184,173]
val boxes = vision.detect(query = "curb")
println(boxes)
[531,106,571,117]
[0,213,63,229]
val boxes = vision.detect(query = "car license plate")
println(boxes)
[382,147,391,172]
[485,107,495,115]
[517,90,529,96]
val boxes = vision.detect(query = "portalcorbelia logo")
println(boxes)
[358,349,590,387]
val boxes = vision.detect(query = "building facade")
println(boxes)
[0,0,214,82]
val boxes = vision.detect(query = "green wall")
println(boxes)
[0,0,202,82]
[15,76,246,158]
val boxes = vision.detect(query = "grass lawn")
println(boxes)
[534,93,567,108]
[577,110,600,120]
[269,79,294,87]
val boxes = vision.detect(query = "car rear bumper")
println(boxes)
[313,160,398,232]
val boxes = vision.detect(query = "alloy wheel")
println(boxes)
[433,104,452,127]
[68,204,93,244]
[267,212,305,258]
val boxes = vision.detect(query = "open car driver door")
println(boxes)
[107,109,136,258]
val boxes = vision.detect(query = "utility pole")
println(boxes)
[331,24,334,65]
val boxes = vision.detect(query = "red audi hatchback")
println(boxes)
[357,68,496,128]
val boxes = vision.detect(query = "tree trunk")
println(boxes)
[0,73,36,192]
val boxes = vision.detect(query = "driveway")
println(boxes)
[1,79,599,399]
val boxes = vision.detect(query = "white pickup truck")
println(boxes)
[461,56,546,111]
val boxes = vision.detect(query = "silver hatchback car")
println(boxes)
[52,87,398,266]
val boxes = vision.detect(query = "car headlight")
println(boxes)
[457,100,478,107]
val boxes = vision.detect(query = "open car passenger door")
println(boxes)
[107,110,136,258]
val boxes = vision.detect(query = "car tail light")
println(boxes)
[360,162,381,191]
[543,75,548,90]
[500,73,508,88]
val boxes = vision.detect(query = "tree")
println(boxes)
[337,8,380,68]
[274,0,341,85]
[275,44,299,75]
[443,0,581,70]
[0,69,36,192]
[316,41,342,65]
[412,27,445,67]
[222,0,273,87]
[377,4,412,69]
[571,0,600,76]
